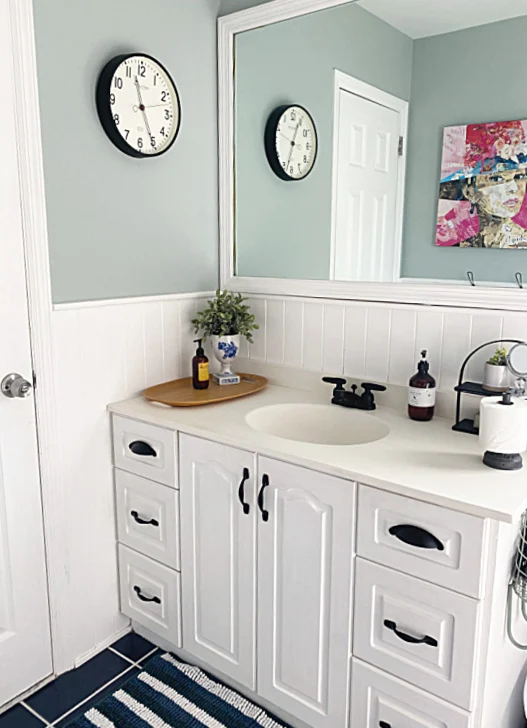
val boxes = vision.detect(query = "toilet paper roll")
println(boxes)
[479,396,527,455]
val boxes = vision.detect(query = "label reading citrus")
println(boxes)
[198,362,209,382]
[408,386,436,408]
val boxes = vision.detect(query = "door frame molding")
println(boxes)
[7,0,71,674]
[329,70,409,282]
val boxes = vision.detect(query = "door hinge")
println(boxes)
[32,371,37,389]
[398,136,404,156]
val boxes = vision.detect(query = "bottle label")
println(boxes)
[198,362,209,382]
[408,386,436,408]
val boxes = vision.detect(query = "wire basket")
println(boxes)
[512,511,527,601]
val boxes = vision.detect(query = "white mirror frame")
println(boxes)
[218,0,527,311]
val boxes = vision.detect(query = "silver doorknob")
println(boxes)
[1,373,33,399]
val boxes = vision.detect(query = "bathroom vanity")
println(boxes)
[109,383,527,728]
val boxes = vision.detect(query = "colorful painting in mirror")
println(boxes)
[437,119,527,248]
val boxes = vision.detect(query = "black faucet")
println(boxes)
[323,377,386,411]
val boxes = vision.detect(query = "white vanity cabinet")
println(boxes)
[179,435,354,728]
[110,406,526,728]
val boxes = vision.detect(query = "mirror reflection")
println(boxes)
[233,0,527,285]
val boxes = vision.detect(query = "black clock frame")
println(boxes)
[96,53,181,159]
[264,104,318,181]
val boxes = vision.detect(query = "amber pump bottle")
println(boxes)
[408,349,436,421]
[192,339,209,390]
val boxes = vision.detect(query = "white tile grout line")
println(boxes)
[17,645,160,727]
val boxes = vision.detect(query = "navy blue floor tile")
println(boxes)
[26,648,129,723]
[138,647,161,666]
[111,632,156,663]
[0,704,45,727]
[57,666,139,727]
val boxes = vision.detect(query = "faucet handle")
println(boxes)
[322,377,346,391]
[362,382,387,393]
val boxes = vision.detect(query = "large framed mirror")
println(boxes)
[219,0,527,310]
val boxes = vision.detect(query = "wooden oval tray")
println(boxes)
[143,373,268,407]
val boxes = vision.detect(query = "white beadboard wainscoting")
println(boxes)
[51,294,210,668]
[50,290,527,668]
[243,295,527,392]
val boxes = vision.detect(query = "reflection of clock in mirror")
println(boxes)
[264,105,318,181]
[96,53,181,158]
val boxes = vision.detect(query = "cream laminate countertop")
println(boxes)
[109,384,527,523]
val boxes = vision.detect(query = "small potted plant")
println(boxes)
[483,346,510,392]
[192,290,259,380]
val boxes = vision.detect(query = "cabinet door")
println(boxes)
[179,434,257,690]
[257,457,355,728]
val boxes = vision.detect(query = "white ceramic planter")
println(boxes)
[483,362,510,392]
[211,334,240,376]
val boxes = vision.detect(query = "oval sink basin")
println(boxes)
[246,403,390,446]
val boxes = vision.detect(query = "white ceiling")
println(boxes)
[358,0,527,38]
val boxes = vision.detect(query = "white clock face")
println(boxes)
[275,106,317,180]
[109,55,180,156]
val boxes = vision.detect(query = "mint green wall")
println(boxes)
[402,16,527,283]
[234,3,413,279]
[33,0,220,304]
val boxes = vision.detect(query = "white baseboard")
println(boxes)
[73,623,131,670]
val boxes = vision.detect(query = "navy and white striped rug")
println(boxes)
[67,653,289,727]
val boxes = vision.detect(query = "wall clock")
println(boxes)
[264,105,318,181]
[96,53,181,158]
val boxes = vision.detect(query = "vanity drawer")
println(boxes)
[112,415,177,487]
[351,659,471,728]
[118,544,181,647]
[353,559,479,710]
[357,485,487,598]
[116,470,180,570]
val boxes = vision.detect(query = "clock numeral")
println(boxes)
[138,64,146,78]
[110,93,115,105]
[164,109,171,120]
[282,114,287,123]
[289,165,294,175]
[124,129,130,140]
[160,127,166,137]
[303,155,307,163]
[137,137,144,149]
[303,129,308,138]
[306,142,311,150]
[126,66,132,78]
[113,114,119,126]
[150,136,156,148]
[290,111,296,121]
[161,91,168,103]
[282,162,286,169]
[114,77,123,89]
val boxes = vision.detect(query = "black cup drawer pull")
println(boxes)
[384,619,438,647]
[133,585,161,604]
[388,524,444,552]
[238,467,250,515]
[131,510,159,527]
[129,440,157,458]
[379,723,391,728]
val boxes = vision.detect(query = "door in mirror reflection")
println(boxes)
[332,81,406,282]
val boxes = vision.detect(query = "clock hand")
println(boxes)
[286,120,301,168]
[135,77,153,141]
[144,103,170,109]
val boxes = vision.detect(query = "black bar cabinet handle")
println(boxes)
[258,474,270,522]
[129,440,157,458]
[384,619,438,647]
[238,468,250,515]
[131,510,159,527]
[133,586,161,604]
[379,722,391,728]
[389,524,444,552]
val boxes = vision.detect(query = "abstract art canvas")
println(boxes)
[436,119,527,248]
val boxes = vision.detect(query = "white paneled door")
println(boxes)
[179,435,257,690]
[332,80,406,283]
[0,0,52,707]
[256,457,354,728]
